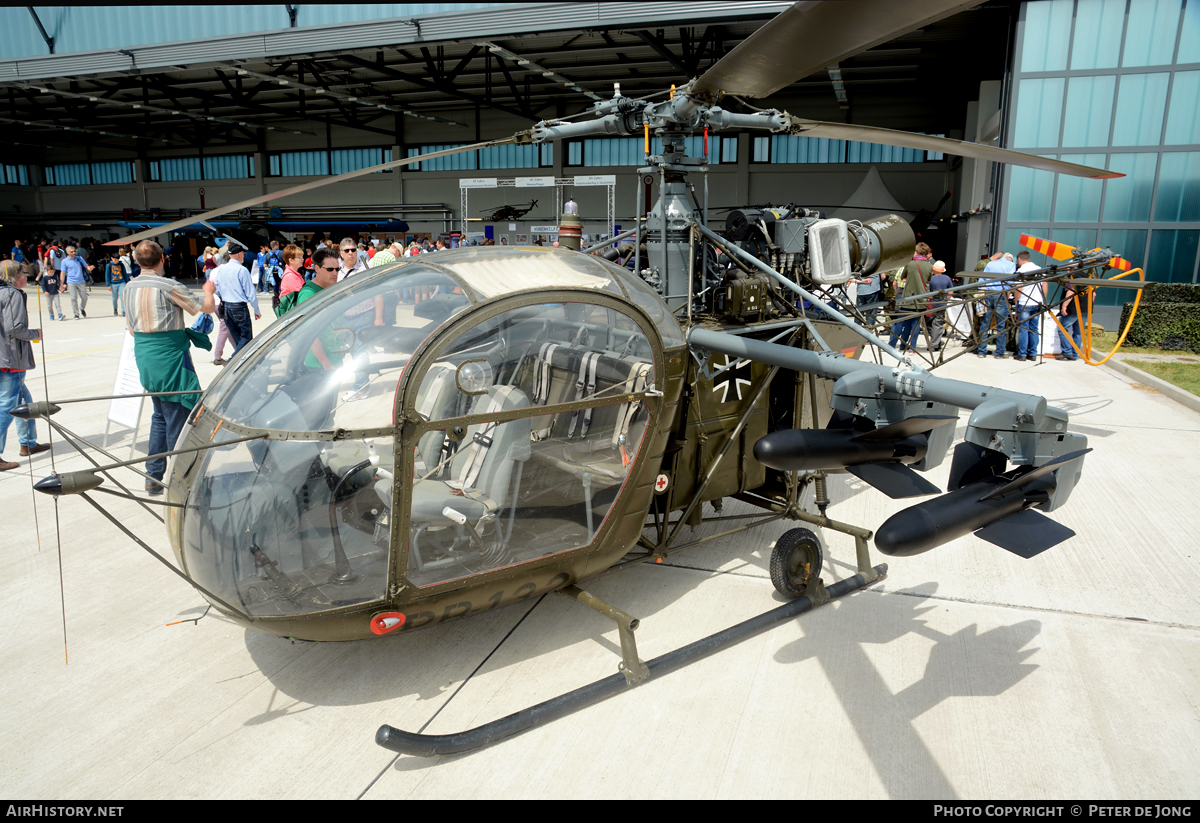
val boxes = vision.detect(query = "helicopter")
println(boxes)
[20,0,1143,757]
[481,200,539,223]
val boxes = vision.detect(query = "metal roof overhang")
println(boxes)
[0,2,792,82]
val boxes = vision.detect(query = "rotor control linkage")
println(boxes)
[375,564,888,758]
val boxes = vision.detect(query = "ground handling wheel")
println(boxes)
[769,528,824,598]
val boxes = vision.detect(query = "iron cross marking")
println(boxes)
[712,355,752,403]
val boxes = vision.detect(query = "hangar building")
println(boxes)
[1,0,1198,326]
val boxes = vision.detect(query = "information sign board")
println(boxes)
[573,174,617,186]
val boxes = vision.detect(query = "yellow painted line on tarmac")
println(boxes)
[44,345,122,359]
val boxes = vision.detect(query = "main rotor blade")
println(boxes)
[789,118,1123,179]
[106,138,521,247]
[692,0,981,100]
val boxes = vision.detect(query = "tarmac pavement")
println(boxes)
[2,290,1198,799]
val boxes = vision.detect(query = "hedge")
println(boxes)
[1117,303,1200,351]
[1140,282,1200,305]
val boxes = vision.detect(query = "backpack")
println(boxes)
[274,288,302,318]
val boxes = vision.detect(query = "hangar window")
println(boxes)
[846,140,928,163]
[203,154,255,180]
[768,135,942,165]
[568,136,726,167]
[3,165,29,186]
[720,136,738,164]
[403,144,550,171]
[331,147,393,175]
[584,137,642,166]
[478,143,552,169]
[773,135,844,164]
[751,136,770,163]
[44,160,135,186]
[407,144,477,172]
[266,148,398,178]
[268,150,325,177]
[148,155,254,182]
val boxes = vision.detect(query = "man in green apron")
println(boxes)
[123,240,217,496]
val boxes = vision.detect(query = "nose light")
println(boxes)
[370,612,407,635]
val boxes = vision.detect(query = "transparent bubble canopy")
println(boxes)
[172,247,683,621]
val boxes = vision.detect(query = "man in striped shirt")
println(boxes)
[123,240,217,495]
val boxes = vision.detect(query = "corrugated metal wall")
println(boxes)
[2,5,492,59]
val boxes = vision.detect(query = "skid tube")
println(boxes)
[375,563,888,758]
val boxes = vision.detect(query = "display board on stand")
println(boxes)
[460,175,616,242]
[106,333,146,457]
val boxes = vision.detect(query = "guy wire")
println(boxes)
[27,286,43,552]
[33,272,67,663]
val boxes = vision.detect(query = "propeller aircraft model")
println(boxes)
[20,0,1145,757]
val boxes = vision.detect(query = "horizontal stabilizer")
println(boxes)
[847,462,941,499]
[974,508,1076,558]
[979,449,1092,501]
[851,415,957,442]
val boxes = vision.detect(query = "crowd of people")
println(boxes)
[1,226,1089,478]
[862,244,1084,363]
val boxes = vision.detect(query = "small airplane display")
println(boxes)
[21,0,1144,757]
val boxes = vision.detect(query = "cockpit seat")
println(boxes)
[409,384,532,524]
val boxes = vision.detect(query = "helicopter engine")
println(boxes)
[724,207,914,291]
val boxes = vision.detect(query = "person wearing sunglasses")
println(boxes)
[297,248,345,371]
[337,237,366,283]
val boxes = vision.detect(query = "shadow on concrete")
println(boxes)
[774,582,1041,799]
[1048,395,1114,417]
[243,490,903,718]
[243,497,802,710]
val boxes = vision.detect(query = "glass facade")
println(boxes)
[1001,0,1200,308]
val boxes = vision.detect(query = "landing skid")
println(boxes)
[375,563,888,758]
